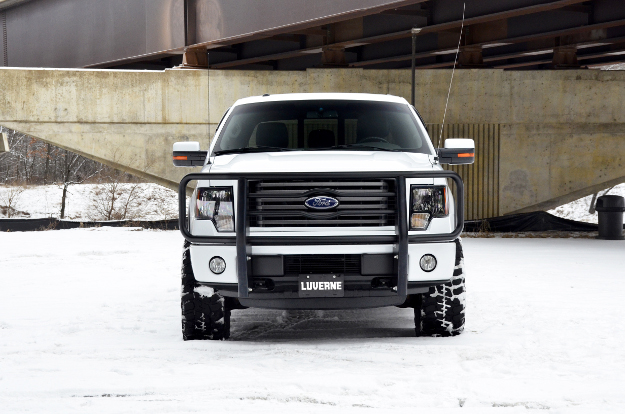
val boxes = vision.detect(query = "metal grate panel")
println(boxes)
[427,123,500,220]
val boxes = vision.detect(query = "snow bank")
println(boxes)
[0,183,178,220]
[548,183,625,224]
[1,229,624,412]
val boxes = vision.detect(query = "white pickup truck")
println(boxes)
[173,93,474,340]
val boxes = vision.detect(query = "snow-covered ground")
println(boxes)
[3,182,624,224]
[1,228,624,413]
[547,183,625,224]
[0,183,178,220]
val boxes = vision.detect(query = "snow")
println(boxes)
[1,228,625,413]
[0,183,178,220]
[547,183,625,224]
[194,285,215,297]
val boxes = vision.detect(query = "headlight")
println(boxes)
[410,186,448,230]
[196,187,234,232]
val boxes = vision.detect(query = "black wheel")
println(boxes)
[181,241,230,340]
[415,238,466,337]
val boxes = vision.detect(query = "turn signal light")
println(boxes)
[411,213,430,230]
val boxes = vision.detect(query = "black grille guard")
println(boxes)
[178,171,463,299]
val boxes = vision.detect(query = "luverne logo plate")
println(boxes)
[298,274,345,298]
[304,196,339,210]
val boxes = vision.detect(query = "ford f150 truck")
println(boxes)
[173,93,474,340]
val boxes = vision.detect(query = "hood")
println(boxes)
[206,151,436,174]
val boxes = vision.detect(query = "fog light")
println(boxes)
[419,254,437,272]
[209,256,226,274]
[411,213,430,230]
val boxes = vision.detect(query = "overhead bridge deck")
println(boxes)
[1,0,625,71]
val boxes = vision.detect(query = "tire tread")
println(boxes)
[414,238,466,337]
[181,241,230,340]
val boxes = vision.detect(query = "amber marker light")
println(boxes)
[458,153,474,157]
[173,156,188,160]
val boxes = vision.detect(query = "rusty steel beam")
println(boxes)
[578,50,625,61]
[212,0,591,69]
[196,0,428,51]
[352,19,625,68]
[494,58,553,69]
[492,43,625,69]
[381,9,429,17]
[418,37,625,69]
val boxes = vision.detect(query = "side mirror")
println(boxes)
[437,138,475,165]
[173,141,208,167]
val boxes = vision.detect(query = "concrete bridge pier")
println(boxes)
[1,67,624,219]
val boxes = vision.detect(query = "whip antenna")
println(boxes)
[438,2,466,152]
[206,50,210,144]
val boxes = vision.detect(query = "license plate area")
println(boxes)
[298,274,345,298]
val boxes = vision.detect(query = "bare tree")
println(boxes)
[148,189,178,220]
[88,169,144,221]
[58,149,103,219]
[0,185,25,217]
[0,127,114,187]
[0,127,152,219]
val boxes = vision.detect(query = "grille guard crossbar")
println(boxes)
[178,171,464,299]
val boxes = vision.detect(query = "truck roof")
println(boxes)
[233,93,410,106]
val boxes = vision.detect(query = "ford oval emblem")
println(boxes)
[305,196,339,210]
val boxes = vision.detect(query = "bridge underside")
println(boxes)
[1,0,625,71]
[1,67,624,219]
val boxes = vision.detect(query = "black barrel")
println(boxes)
[595,195,625,240]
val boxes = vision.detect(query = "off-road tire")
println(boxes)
[415,238,466,337]
[181,241,231,340]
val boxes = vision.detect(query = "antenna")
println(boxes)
[410,27,422,106]
[206,50,210,144]
[437,2,466,152]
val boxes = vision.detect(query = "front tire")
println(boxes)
[415,238,466,337]
[181,241,230,340]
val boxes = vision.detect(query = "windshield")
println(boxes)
[212,100,432,155]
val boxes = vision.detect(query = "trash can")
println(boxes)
[595,195,625,240]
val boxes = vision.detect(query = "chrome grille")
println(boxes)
[248,179,397,227]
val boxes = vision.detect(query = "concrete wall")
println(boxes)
[1,67,624,215]
[208,69,625,214]
[0,67,209,189]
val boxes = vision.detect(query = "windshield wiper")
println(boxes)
[313,144,403,152]
[213,146,295,156]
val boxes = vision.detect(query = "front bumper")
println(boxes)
[180,171,463,308]
[190,241,456,309]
